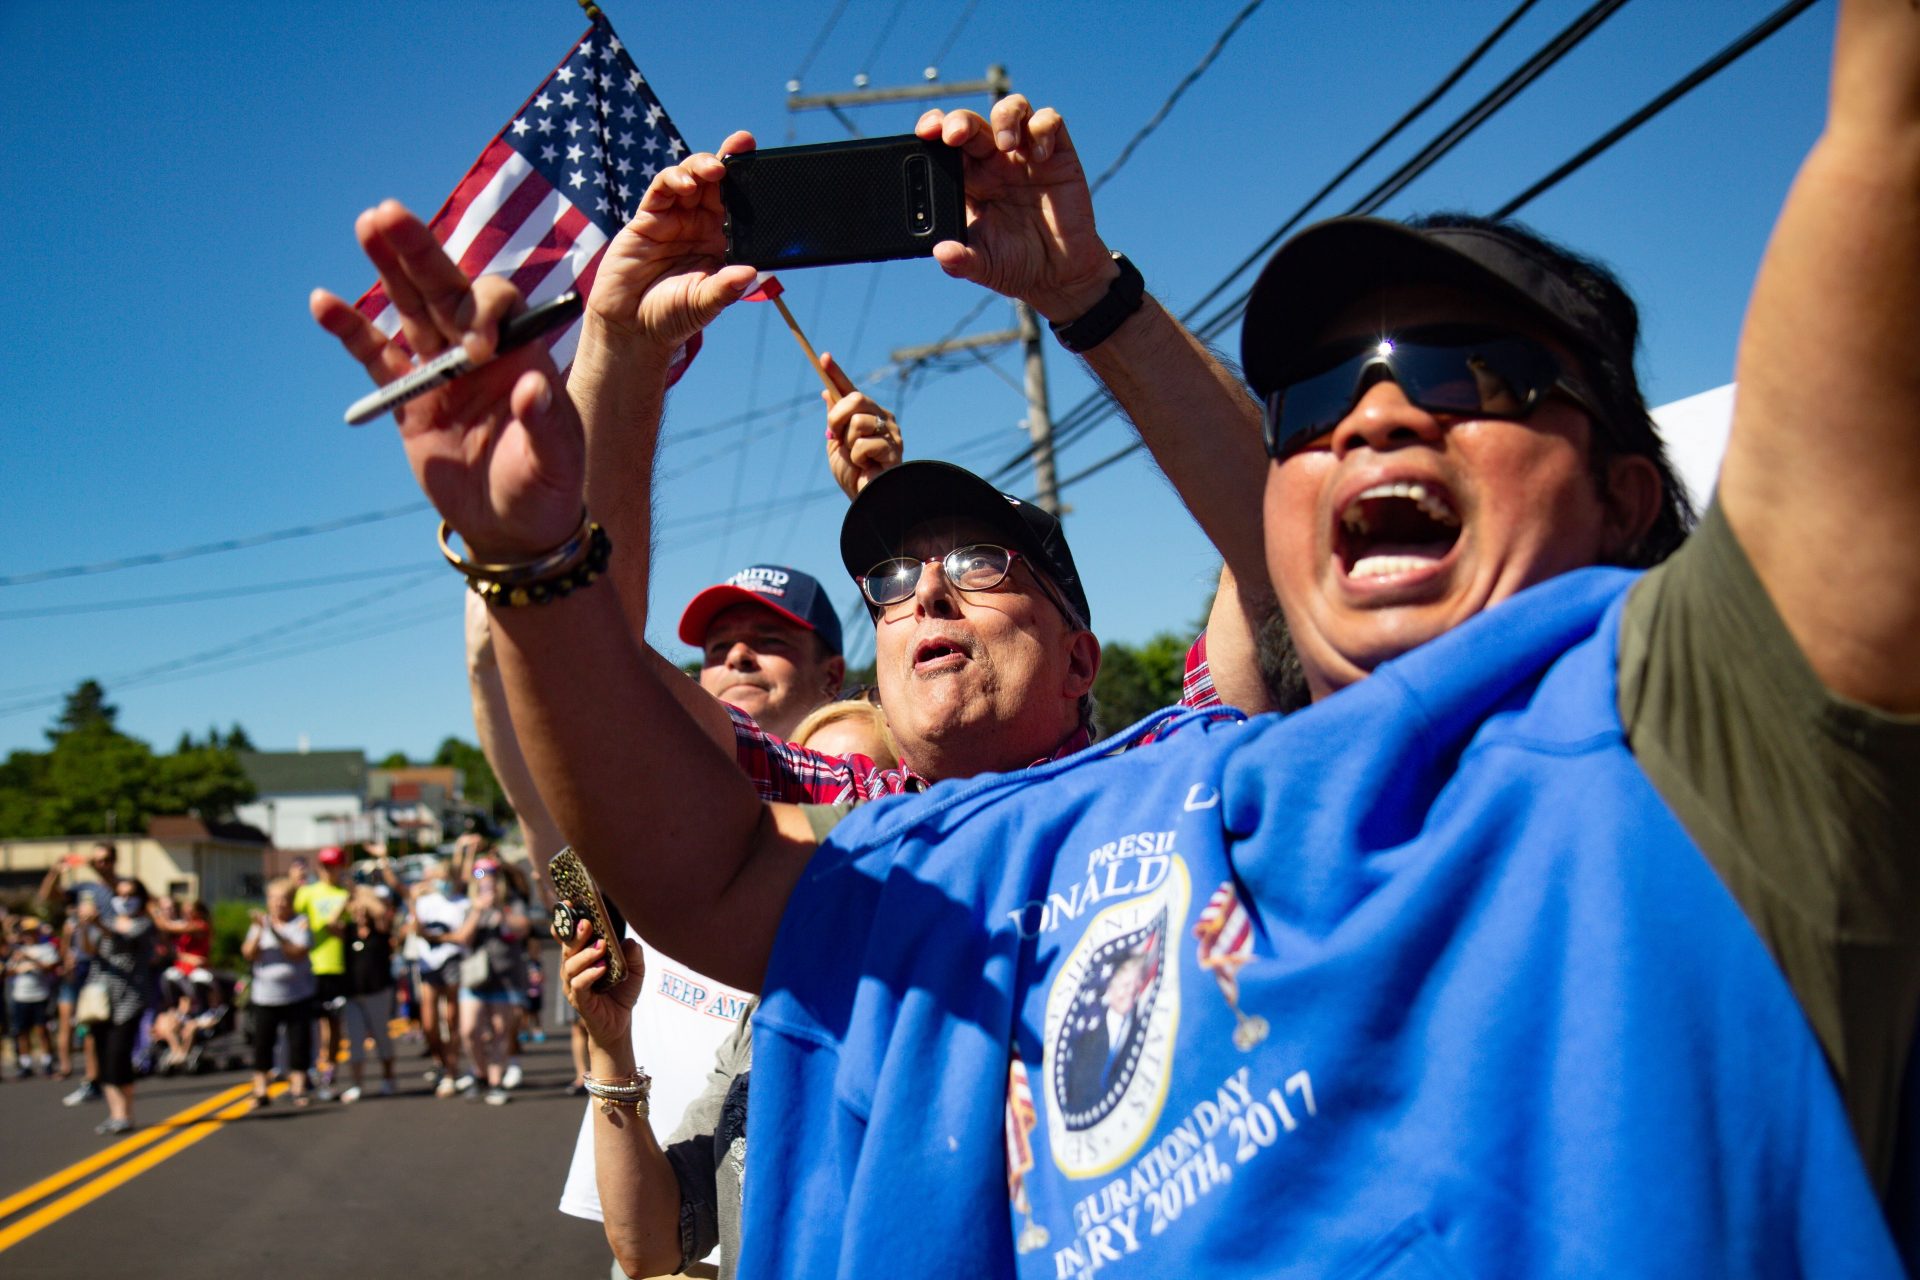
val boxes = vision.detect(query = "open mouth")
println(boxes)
[913,636,971,673]
[1336,481,1462,581]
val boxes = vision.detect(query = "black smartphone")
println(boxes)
[722,135,965,270]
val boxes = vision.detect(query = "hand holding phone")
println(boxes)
[548,847,627,991]
[722,135,965,270]
[911,97,1118,324]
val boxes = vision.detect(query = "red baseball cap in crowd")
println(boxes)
[316,845,346,868]
[677,564,845,655]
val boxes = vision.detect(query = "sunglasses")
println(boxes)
[1262,325,1602,459]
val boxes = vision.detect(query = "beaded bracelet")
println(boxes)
[438,514,613,608]
[584,1070,652,1118]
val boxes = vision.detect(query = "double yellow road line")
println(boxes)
[0,1080,287,1254]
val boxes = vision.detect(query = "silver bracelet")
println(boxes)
[584,1070,652,1118]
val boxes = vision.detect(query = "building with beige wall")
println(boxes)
[0,817,269,907]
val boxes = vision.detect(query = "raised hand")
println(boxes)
[560,918,644,1053]
[915,96,1118,322]
[821,351,903,498]
[585,130,763,353]
[311,201,584,562]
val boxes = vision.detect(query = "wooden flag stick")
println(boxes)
[770,293,840,396]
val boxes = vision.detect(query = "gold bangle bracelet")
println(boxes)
[438,509,593,584]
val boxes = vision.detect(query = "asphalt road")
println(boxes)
[1,1032,619,1278]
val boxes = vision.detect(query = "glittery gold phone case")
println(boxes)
[548,846,626,991]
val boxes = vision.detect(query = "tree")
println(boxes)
[223,723,255,752]
[378,750,411,769]
[49,679,117,742]
[1089,633,1188,740]
[432,736,507,822]
[0,682,257,837]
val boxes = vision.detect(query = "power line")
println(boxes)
[0,501,434,587]
[0,570,445,714]
[1492,0,1820,219]
[922,0,983,78]
[1046,0,1812,499]
[0,561,443,622]
[789,0,854,91]
[856,0,914,83]
[1086,0,1270,195]
[998,0,1623,483]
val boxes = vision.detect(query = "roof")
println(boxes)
[147,815,271,844]
[236,750,367,798]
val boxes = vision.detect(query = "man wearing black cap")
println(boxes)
[318,2,1918,1268]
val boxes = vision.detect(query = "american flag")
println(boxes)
[1195,879,1256,998]
[1005,1053,1039,1191]
[355,16,699,381]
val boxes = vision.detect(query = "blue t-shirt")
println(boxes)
[746,569,1902,1279]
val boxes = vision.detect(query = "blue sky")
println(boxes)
[0,0,1833,761]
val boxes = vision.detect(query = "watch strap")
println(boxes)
[1049,252,1145,353]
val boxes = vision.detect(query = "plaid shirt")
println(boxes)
[1181,630,1222,709]
[727,705,1093,805]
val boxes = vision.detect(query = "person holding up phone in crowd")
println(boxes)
[74,877,156,1135]
[243,879,314,1108]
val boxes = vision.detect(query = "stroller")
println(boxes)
[151,968,244,1075]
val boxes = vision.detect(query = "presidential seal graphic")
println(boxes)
[1042,855,1190,1179]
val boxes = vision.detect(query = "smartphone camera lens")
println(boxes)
[905,154,933,235]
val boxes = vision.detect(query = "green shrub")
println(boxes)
[210,898,256,971]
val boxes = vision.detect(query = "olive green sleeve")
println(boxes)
[1619,501,1920,1190]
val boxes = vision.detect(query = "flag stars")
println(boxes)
[617,181,632,202]
[511,118,530,137]
[537,117,555,135]
[628,70,644,89]
[616,130,635,149]
[619,103,637,122]
[559,89,579,109]
[605,37,622,57]
[540,143,559,162]
[666,137,686,158]
[568,170,586,189]
[644,103,664,127]
[556,66,575,84]
[578,40,594,58]
[642,134,660,154]
[564,118,585,137]
[534,92,553,112]
[595,194,611,214]
[615,156,632,176]
[639,161,657,180]
[566,143,584,163]
[598,71,613,92]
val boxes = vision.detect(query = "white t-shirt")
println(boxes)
[411,890,470,970]
[558,927,753,1227]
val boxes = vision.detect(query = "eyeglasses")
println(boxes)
[1262,324,1602,459]
[858,544,1030,608]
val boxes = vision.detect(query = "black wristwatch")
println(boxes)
[1049,252,1145,353]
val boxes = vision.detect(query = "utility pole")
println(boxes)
[790,66,1063,515]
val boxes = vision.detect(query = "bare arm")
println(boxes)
[560,932,685,1276]
[566,133,762,756]
[916,99,1272,704]
[1721,0,1920,712]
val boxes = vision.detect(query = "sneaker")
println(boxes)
[453,1073,476,1093]
[94,1117,134,1136]
[314,1083,335,1103]
[434,1075,457,1099]
[501,1062,524,1091]
[339,1085,363,1105]
[484,1086,511,1106]
[63,1081,101,1107]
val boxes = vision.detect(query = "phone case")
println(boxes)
[723,135,966,270]
[548,846,627,991]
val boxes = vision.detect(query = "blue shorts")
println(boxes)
[10,998,50,1035]
[459,987,523,1006]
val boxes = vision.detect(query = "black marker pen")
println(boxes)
[344,290,584,426]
